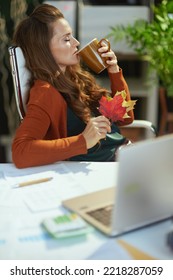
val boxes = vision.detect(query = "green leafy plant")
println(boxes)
[108,0,173,96]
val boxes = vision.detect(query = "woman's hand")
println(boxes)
[82,116,111,149]
[98,41,119,73]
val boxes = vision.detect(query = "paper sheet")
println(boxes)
[87,239,131,260]
[1,163,84,212]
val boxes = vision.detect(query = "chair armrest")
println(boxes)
[123,120,157,138]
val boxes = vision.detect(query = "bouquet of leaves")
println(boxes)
[98,90,136,122]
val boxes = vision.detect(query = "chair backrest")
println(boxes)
[8,46,31,120]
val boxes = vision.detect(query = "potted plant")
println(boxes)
[108,0,173,97]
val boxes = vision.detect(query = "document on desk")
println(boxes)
[1,162,84,212]
[87,239,131,260]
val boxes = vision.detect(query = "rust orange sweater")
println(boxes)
[12,70,134,168]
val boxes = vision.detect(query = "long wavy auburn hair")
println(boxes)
[13,3,110,122]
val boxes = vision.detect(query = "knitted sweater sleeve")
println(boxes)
[108,69,134,126]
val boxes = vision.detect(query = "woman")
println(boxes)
[12,3,134,168]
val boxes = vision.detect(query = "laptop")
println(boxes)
[62,134,173,236]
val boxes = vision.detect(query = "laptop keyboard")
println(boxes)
[86,205,113,226]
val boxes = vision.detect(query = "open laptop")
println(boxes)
[62,134,173,236]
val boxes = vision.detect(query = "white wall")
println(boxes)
[79,5,150,53]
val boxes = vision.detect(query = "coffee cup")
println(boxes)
[78,38,110,74]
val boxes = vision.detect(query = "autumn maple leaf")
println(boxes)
[98,90,136,122]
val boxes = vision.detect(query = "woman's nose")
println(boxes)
[72,36,80,47]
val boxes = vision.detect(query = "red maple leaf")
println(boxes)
[98,90,136,122]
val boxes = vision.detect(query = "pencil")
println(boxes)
[18,177,53,187]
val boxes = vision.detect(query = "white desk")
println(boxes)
[0,162,172,260]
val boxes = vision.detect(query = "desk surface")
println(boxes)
[0,162,172,260]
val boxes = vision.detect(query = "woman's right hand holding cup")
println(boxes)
[82,116,111,149]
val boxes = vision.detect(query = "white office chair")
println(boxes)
[9,46,31,121]
[8,46,157,139]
